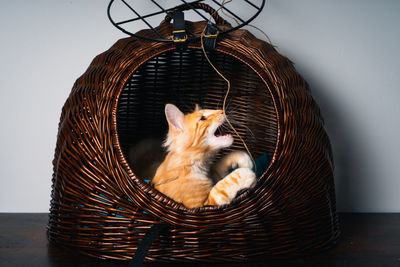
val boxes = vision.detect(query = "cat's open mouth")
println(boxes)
[214,123,232,139]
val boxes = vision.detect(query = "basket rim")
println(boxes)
[110,34,283,226]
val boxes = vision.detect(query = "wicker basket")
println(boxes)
[48,4,339,262]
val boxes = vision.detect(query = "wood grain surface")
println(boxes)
[1,213,399,266]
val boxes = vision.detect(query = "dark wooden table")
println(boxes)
[0,213,399,266]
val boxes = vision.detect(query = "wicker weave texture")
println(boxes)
[48,17,339,262]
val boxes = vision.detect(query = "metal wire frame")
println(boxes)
[107,0,266,42]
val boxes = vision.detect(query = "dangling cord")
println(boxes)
[199,0,256,171]
[219,0,287,57]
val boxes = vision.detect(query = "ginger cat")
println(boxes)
[152,104,256,208]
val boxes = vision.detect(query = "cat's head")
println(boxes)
[163,103,233,153]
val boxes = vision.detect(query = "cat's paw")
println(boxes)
[231,151,253,170]
[235,167,256,189]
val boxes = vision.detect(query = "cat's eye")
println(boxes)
[200,116,207,121]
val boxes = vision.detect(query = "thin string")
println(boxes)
[219,0,287,57]
[199,1,256,171]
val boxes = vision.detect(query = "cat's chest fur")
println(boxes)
[152,151,216,207]
[156,176,213,207]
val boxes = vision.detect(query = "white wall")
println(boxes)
[0,0,399,212]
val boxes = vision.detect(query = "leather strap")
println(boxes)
[129,224,168,267]
[163,2,231,26]
[203,23,219,51]
[172,11,187,51]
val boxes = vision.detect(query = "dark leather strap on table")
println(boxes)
[129,224,168,267]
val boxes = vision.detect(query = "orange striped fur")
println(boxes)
[152,104,256,208]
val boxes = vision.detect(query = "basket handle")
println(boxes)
[162,2,231,26]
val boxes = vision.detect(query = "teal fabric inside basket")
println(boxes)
[253,153,270,178]
[230,152,270,179]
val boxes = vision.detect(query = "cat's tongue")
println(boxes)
[217,134,232,139]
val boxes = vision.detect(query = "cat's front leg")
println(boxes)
[210,151,253,182]
[205,168,256,206]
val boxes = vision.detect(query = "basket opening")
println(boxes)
[117,48,278,183]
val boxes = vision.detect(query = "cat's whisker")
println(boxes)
[217,95,223,110]
[224,97,235,112]
[224,116,257,141]
[225,104,241,117]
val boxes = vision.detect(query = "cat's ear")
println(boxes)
[165,104,184,132]
[194,104,201,111]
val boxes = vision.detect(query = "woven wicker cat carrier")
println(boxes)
[48,3,339,263]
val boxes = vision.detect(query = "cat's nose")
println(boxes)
[218,110,224,114]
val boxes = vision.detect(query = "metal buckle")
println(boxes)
[172,30,188,43]
[203,31,219,38]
